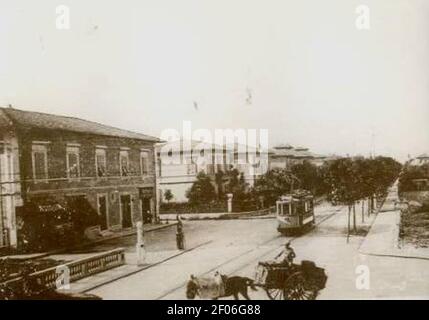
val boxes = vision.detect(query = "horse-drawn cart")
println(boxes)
[186,260,327,300]
[255,260,327,300]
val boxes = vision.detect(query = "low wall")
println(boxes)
[3,248,125,292]
[159,207,275,220]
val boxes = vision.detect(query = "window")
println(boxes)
[140,150,149,176]
[96,148,107,178]
[187,164,196,175]
[97,194,109,230]
[277,203,283,215]
[184,156,196,175]
[206,164,215,175]
[120,150,129,177]
[157,158,162,177]
[66,146,80,179]
[234,152,239,163]
[32,143,48,180]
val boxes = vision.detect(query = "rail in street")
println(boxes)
[154,205,343,300]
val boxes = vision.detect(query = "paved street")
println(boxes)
[84,201,429,300]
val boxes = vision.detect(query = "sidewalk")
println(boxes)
[3,221,177,261]
[59,241,211,294]
[360,181,429,260]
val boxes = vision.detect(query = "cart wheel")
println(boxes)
[284,272,318,300]
[265,287,286,300]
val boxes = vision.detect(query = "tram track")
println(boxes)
[225,206,343,277]
[154,205,343,300]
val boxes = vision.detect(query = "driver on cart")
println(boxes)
[275,241,296,267]
[255,242,296,284]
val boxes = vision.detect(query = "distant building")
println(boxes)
[269,144,326,170]
[411,153,429,166]
[156,140,225,202]
[0,107,159,249]
[156,140,269,202]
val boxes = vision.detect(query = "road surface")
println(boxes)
[88,202,429,299]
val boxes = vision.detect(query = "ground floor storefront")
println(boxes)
[11,185,157,252]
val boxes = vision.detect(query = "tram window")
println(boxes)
[296,203,304,214]
[282,204,289,215]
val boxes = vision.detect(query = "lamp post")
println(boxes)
[136,221,146,265]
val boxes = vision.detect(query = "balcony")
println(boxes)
[26,174,156,193]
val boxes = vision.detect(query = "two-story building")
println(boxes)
[0,107,159,249]
[156,139,269,202]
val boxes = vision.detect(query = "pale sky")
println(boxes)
[0,0,428,161]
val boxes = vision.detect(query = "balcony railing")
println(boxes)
[3,248,125,292]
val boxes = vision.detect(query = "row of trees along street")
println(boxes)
[168,156,401,238]
[323,157,402,241]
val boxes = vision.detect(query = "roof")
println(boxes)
[273,143,294,150]
[417,153,429,159]
[294,146,309,151]
[270,147,316,158]
[0,107,159,142]
[270,142,326,159]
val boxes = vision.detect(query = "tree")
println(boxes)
[225,169,248,199]
[290,161,329,196]
[253,168,300,206]
[164,189,174,203]
[214,170,226,200]
[324,158,357,241]
[224,169,251,210]
[324,156,402,242]
[186,172,217,205]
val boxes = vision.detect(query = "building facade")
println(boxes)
[0,107,159,248]
[411,153,429,166]
[156,140,269,202]
[269,144,326,170]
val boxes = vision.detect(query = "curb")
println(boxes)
[359,250,429,261]
[80,240,213,293]
[358,189,429,261]
[174,215,277,221]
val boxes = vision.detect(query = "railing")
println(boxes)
[3,248,125,291]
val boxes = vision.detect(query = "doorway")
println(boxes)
[120,195,132,228]
[141,198,152,224]
[97,195,108,230]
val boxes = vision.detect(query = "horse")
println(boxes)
[186,273,257,300]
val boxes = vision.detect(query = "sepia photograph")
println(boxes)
[0,0,428,304]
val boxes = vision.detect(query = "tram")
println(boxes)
[276,190,315,235]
